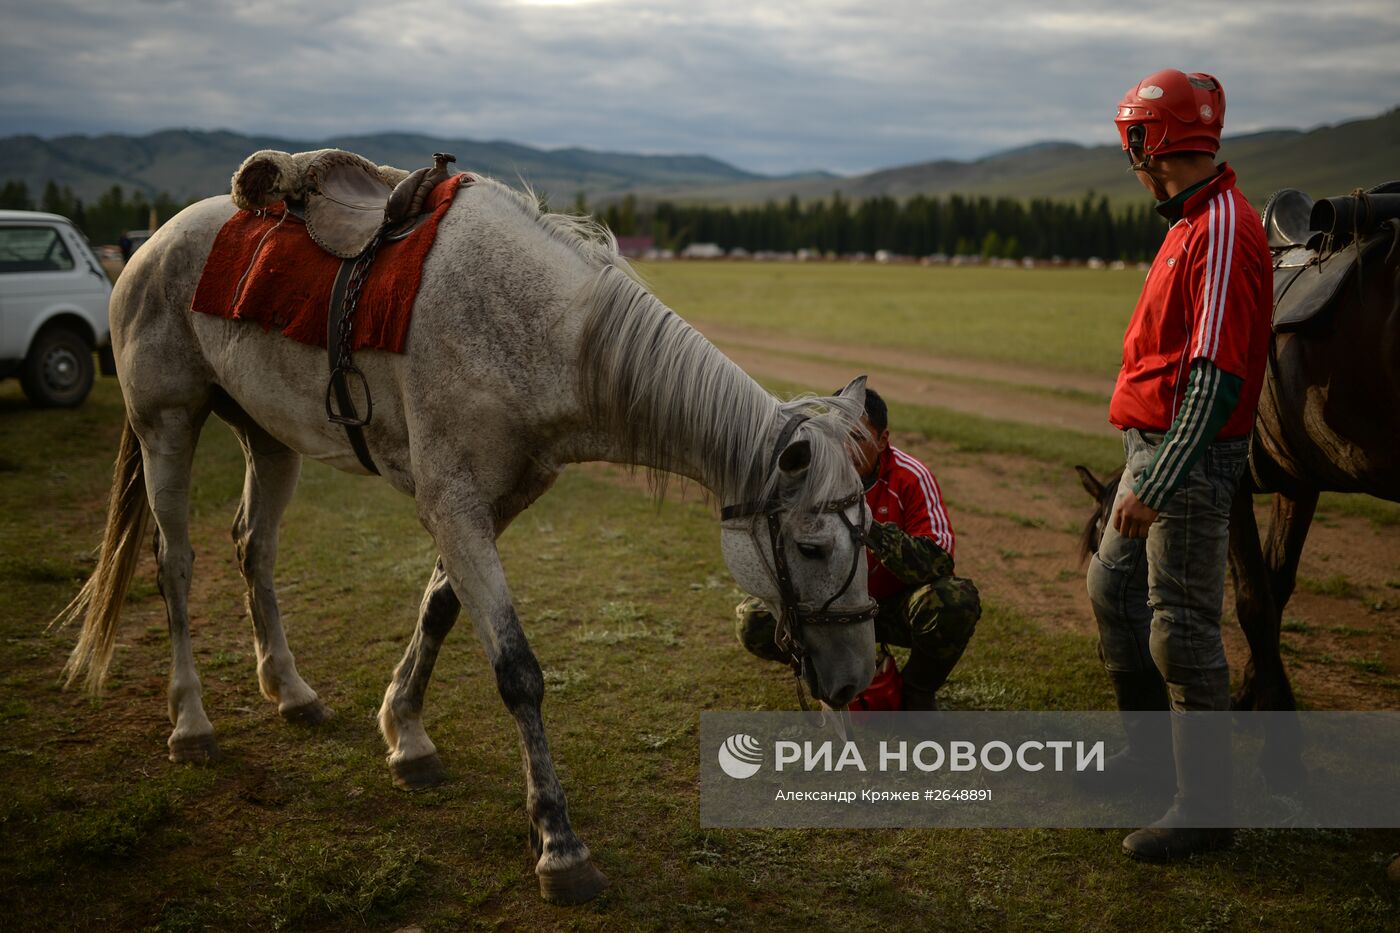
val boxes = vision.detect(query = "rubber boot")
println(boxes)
[1122,712,1234,861]
[1075,669,1174,798]
[902,683,940,711]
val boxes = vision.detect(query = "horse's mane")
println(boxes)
[471,175,620,268]
[578,267,863,511]
[470,175,865,513]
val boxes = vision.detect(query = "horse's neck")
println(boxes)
[453,185,779,496]
[563,267,780,498]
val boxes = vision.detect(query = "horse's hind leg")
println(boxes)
[379,558,458,789]
[132,406,218,762]
[228,420,331,724]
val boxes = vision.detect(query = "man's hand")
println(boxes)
[862,519,896,550]
[1112,489,1159,539]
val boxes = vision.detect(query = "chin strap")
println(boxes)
[1126,158,1170,201]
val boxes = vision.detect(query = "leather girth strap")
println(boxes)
[326,256,379,474]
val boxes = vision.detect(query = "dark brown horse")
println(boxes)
[1077,185,1400,783]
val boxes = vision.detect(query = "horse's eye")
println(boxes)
[795,542,824,560]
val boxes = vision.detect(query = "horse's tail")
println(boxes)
[51,418,150,694]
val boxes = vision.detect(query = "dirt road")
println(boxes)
[690,319,1117,436]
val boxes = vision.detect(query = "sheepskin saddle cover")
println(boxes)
[190,153,468,353]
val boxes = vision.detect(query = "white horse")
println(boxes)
[54,173,878,904]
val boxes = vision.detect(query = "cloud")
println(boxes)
[1,0,1396,174]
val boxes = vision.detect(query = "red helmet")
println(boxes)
[1114,69,1225,162]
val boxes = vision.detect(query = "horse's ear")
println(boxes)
[836,375,868,410]
[778,439,812,476]
[1075,465,1104,500]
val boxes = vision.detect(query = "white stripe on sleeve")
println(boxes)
[1207,193,1236,359]
[891,449,955,553]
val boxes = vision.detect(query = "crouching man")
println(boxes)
[736,387,981,710]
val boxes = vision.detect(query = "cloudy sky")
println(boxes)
[2,0,1397,175]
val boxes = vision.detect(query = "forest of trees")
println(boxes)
[0,180,187,247]
[3,176,1167,262]
[598,192,1168,261]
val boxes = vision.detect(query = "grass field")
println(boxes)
[636,262,1143,378]
[2,262,1398,931]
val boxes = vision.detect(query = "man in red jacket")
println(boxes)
[1086,69,1272,861]
[737,387,981,710]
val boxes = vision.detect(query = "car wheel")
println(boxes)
[20,326,94,408]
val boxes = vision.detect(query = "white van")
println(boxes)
[0,210,115,407]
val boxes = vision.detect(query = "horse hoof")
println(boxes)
[538,857,609,906]
[168,733,219,764]
[391,753,446,790]
[281,699,335,726]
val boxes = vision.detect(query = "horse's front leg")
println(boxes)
[1230,488,1306,713]
[378,558,458,789]
[1228,485,1279,710]
[1261,489,1317,636]
[422,494,608,905]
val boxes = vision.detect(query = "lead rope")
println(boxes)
[791,621,812,712]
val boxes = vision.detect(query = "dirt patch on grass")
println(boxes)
[691,319,1115,398]
[693,318,1115,436]
[878,430,1400,710]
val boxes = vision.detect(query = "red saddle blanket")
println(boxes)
[190,174,468,352]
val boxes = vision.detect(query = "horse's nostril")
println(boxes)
[827,683,858,707]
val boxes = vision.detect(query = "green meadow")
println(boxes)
[637,261,1143,377]
[1,262,1397,931]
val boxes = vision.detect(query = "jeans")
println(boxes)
[1086,429,1248,711]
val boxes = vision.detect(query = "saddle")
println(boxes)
[228,148,467,474]
[232,148,458,258]
[1262,187,1315,250]
[1266,181,1400,333]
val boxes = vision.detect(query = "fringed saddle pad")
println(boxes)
[190,173,468,352]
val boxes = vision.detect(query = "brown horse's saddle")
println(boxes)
[230,149,458,258]
[1267,181,1400,332]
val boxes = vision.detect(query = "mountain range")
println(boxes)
[1,107,1395,208]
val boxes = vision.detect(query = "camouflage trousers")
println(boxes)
[735,577,982,694]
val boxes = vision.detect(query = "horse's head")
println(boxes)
[720,378,877,707]
[1075,464,1122,565]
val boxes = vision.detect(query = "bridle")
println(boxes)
[720,414,879,698]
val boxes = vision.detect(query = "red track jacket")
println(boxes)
[1109,164,1272,438]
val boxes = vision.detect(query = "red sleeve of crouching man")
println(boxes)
[888,446,955,556]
